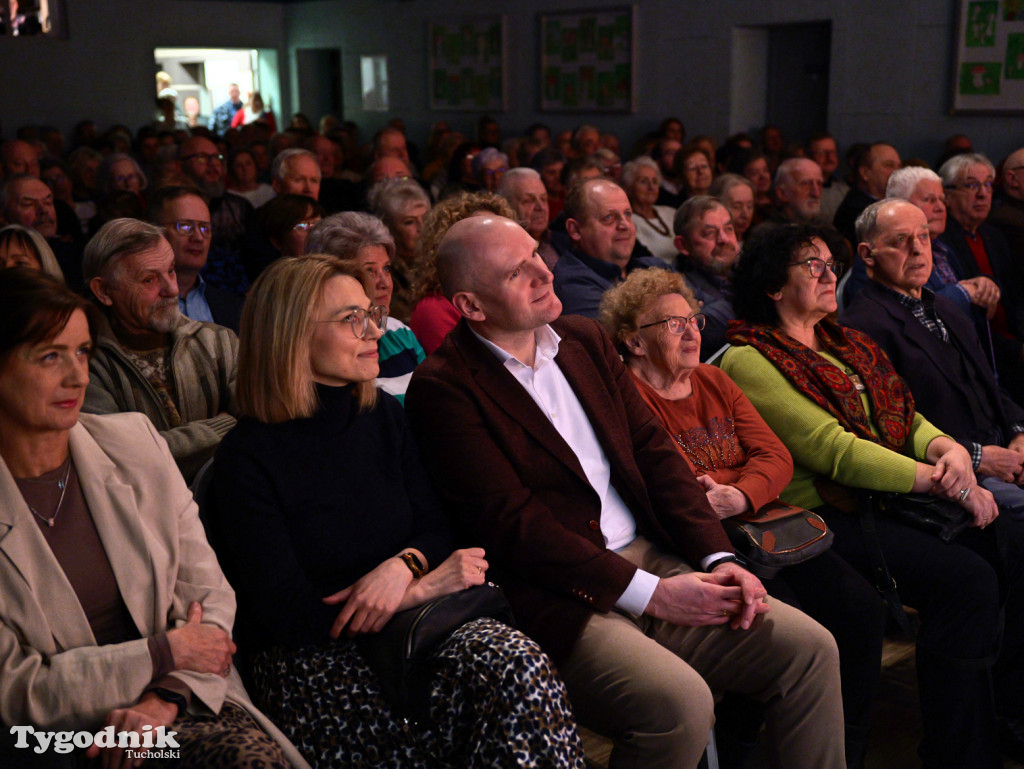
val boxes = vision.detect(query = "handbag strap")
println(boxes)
[857,492,917,639]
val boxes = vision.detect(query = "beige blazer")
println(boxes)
[0,412,309,769]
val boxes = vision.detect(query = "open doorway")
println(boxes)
[730,22,831,142]
[154,47,279,131]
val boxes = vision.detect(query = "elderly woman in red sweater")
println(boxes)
[600,268,884,769]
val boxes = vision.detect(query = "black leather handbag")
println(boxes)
[875,491,973,542]
[355,583,515,720]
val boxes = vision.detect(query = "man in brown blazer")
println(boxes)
[405,214,845,769]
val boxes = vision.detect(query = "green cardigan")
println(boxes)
[721,344,947,509]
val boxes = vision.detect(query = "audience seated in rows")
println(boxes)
[722,222,1024,768]
[0,269,306,769]
[208,254,585,767]
[405,213,846,769]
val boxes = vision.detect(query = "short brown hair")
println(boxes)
[0,268,98,368]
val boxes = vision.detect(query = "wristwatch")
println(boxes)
[399,551,427,578]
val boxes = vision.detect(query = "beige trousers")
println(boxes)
[557,537,845,769]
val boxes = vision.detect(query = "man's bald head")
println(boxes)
[438,214,523,298]
[1004,147,1024,201]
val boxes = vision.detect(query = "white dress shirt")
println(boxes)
[472,324,661,615]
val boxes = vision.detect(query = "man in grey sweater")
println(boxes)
[82,218,238,483]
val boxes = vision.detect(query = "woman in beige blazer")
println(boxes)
[0,268,309,769]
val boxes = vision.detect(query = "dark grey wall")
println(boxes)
[0,0,1020,166]
[285,0,1024,164]
[0,0,287,139]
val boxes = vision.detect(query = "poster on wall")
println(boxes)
[428,16,506,112]
[952,0,1024,112]
[540,7,635,112]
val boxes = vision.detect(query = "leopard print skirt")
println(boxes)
[248,618,585,769]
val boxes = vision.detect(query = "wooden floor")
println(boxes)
[580,635,1024,769]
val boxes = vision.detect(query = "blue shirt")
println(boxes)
[178,275,215,324]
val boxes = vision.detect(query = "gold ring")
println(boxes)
[477,566,483,574]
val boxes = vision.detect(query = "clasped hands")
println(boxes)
[86,602,235,769]
[323,547,488,638]
[929,444,999,529]
[646,561,770,631]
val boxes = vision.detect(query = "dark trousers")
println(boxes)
[765,550,885,751]
[817,504,1024,769]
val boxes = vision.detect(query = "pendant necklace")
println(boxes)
[25,456,72,527]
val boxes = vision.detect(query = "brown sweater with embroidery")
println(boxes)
[630,364,794,512]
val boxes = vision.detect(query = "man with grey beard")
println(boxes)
[82,218,239,482]
[673,195,740,359]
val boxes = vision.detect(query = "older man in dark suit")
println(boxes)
[844,198,1024,512]
[405,213,844,769]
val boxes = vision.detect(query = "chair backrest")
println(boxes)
[835,269,852,309]
[705,343,731,367]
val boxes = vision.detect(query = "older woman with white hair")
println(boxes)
[622,155,677,265]
[471,147,509,193]
[368,178,431,323]
[306,211,425,401]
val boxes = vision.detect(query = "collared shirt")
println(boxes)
[471,324,660,616]
[881,284,1024,468]
[177,275,215,325]
[881,284,949,343]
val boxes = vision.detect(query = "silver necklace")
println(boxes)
[26,457,72,528]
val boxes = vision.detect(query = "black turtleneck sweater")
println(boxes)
[210,384,452,650]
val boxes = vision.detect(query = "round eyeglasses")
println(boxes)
[639,313,706,334]
[167,220,211,238]
[317,305,388,339]
[788,257,844,279]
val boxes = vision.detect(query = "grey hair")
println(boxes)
[471,147,508,178]
[774,157,816,189]
[886,166,942,200]
[83,218,165,284]
[0,224,65,282]
[709,172,754,200]
[620,156,660,190]
[96,153,148,195]
[271,148,318,183]
[673,194,726,237]
[496,167,541,199]
[367,179,430,225]
[939,152,995,186]
[855,197,908,244]
[305,211,396,262]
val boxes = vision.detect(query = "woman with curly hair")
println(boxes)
[407,191,516,353]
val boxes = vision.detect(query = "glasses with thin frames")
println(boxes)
[639,313,706,334]
[947,180,993,194]
[167,220,211,238]
[788,257,844,279]
[317,305,388,339]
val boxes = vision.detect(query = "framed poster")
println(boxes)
[951,0,1024,113]
[428,16,506,111]
[540,7,635,112]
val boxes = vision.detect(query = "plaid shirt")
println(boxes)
[878,285,1024,468]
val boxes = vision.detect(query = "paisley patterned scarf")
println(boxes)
[727,318,915,451]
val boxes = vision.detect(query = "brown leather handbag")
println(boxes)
[723,500,833,579]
